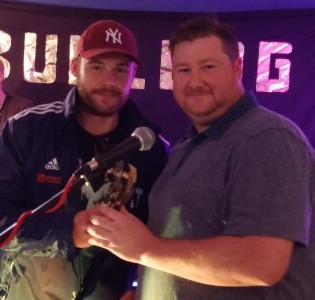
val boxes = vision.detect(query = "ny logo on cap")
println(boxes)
[105,28,122,45]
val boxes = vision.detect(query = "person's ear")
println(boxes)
[70,58,79,78]
[235,57,243,78]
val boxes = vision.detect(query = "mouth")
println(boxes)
[93,89,120,97]
[186,91,211,97]
[186,94,211,101]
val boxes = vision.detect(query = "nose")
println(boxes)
[187,70,204,88]
[101,70,116,86]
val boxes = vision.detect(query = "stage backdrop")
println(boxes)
[1,3,315,146]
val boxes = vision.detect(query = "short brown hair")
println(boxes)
[169,15,240,62]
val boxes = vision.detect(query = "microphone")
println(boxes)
[74,127,156,177]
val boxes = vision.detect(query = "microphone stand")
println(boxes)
[0,175,87,246]
[0,126,154,247]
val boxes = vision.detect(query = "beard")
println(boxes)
[76,83,127,117]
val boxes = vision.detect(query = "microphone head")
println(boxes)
[131,127,156,151]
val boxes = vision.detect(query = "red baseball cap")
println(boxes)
[75,20,141,64]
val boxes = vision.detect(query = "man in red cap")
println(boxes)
[0,20,169,300]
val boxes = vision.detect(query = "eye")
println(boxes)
[176,67,190,73]
[90,64,102,71]
[203,64,214,71]
[116,66,131,74]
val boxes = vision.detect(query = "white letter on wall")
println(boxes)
[24,32,58,83]
[0,30,11,78]
[256,41,292,93]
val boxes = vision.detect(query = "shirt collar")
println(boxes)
[184,92,259,144]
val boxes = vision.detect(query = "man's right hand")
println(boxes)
[73,206,107,248]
